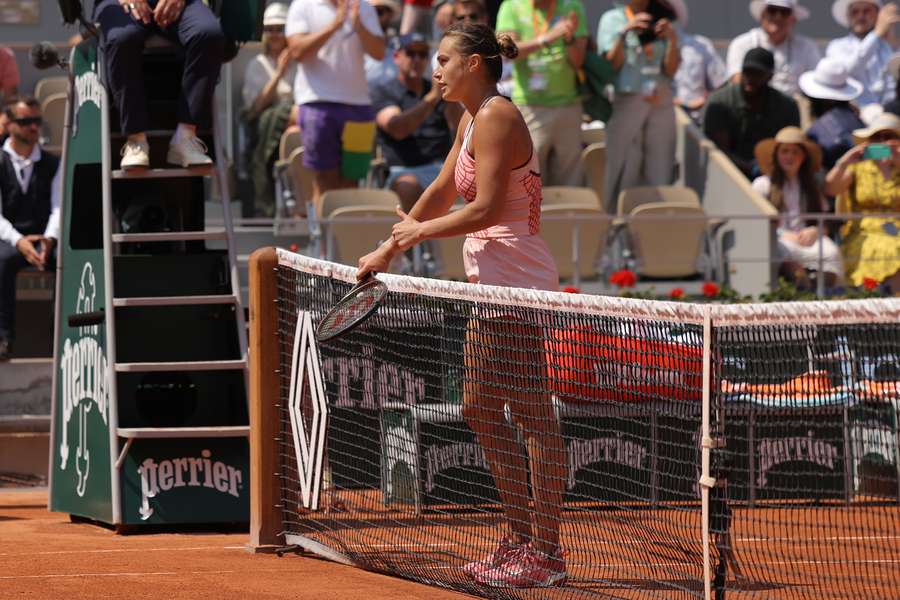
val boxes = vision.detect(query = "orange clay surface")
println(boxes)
[0,488,470,600]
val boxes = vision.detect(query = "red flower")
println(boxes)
[609,269,637,288]
[288,243,299,252]
[702,282,720,298]
[562,286,580,293]
[863,277,879,291]
[669,287,685,300]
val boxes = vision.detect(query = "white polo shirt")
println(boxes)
[286,0,383,106]
[726,27,821,97]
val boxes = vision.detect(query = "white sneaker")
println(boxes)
[120,139,149,170]
[167,134,213,167]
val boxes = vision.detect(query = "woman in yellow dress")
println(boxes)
[825,113,900,291]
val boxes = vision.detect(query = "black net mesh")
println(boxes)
[271,256,900,599]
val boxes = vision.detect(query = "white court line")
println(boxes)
[737,535,900,543]
[0,568,298,581]
[0,545,246,558]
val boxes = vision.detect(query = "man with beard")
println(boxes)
[0,98,60,360]
[704,48,800,178]
[826,0,900,108]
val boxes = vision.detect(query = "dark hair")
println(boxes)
[770,143,825,223]
[443,23,517,83]
[5,96,39,120]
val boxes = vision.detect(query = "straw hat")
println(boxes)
[832,0,882,28]
[750,0,810,21]
[754,127,823,176]
[852,112,900,143]
[263,3,288,26]
[798,57,863,102]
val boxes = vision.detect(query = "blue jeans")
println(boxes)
[386,161,444,191]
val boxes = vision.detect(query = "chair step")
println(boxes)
[114,359,246,373]
[112,229,227,243]
[117,426,249,439]
[112,294,237,308]
[112,166,214,179]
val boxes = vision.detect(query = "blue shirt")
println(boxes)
[807,105,865,170]
[826,32,895,107]
[596,5,674,95]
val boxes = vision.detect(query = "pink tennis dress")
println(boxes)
[454,99,559,291]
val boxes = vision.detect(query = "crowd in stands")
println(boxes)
[5,0,900,360]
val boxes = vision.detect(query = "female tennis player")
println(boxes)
[357,23,566,589]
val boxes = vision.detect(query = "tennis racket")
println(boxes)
[316,274,388,342]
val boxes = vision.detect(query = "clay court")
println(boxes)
[0,488,468,600]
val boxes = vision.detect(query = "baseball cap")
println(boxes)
[742,47,775,74]
[397,32,429,49]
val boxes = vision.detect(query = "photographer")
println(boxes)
[597,0,682,212]
[825,113,900,291]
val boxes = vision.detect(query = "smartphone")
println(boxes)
[863,144,892,161]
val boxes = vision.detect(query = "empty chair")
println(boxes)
[541,204,611,284]
[40,93,67,153]
[627,202,710,278]
[541,186,601,208]
[616,185,701,220]
[324,205,398,268]
[287,148,315,211]
[34,76,68,104]
[581,144,607,213]
[319,188,398,219]
[581,126,605,146]
[278,128,302,162]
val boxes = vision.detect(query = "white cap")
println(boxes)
[263,3,289,26]
[749,0,810,21]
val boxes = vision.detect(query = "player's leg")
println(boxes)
[461,317,533,572]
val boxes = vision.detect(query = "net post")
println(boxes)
[700,307,714,600]
[247,247,283,552]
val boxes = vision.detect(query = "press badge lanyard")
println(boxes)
[532,0,556,40]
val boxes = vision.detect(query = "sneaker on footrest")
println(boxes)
[477,543,566,588]
[120,139,149,169]
[462,536,523,581]
[167,135,213,167]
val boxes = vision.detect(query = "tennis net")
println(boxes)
[250,248,900,599]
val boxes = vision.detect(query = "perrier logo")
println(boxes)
[58,262,109,497]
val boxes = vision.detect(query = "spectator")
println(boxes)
[0,47,18,105]
[825,112,900,291]
[364,0,401,85]
[497,0,588,187]
[242,2,298,217]
[371,32,455,212]
[880,51,900,116]
[752,127,844,289]
[800,57,865,170]
[0,98,61,361]
[94,0,225,169]
[826,0,900,109]
[0,107,9,146]
[286,0,386,211]
[674,7,727,123]
[704,48,800,178]
[598,0,684,211]
[726,0,819,97]
[448,0,512,98]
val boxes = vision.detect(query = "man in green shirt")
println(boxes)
[496,0,588,186]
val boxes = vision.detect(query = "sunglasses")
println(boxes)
[763,6,793,18]
[404,49,429,59]
[12,116,42,127]
[454,12,482,21]
[870,132,899,142]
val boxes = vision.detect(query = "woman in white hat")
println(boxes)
[825,112,900,291]
[752,127,844,288]
[800,57,864,169]
[241,2,298,217]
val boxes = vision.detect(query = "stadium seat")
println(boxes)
[581,126,605,146]
[626,202,710,278]
[541,186,601,208]
[616,185,701,221]
[33,76,68,105]
[581,143,607,213]
[541,203,611,283]
[323,205,398,268]
[278,128,302,162]
[40,93,67,154]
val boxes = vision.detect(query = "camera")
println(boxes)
[637,0,677,45]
